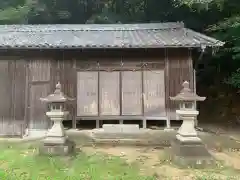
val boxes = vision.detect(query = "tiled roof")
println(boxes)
[0,23,224,49]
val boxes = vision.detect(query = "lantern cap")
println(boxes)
[40,82,75,103]
[170,81,206,102]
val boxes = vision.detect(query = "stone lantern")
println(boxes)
[170,81,205,142]
[39,82,75,156]
[170,81,214,168]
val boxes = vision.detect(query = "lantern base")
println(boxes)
[170,139,215,168]
[42,136,67,144]
[176,134,202,142]
[39,139,75,156]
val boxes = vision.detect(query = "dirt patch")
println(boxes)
[214,150,240,170]
[81,146,240,179]
[82,146,195,179]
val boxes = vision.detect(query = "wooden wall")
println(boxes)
[0,60,26,136]
[0,48,194,135]
[165,49,194,120]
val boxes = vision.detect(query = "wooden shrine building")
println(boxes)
[0,23,224,137]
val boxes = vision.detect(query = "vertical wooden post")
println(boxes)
[193,69,198,127]
[141,68,145,128]
[143,118,147,129]
[164,49,171,129]
[24,61,29,135]
[72,59,77,129]
[96,120,100,128]
[97,67,100,128]
[119,70,123,125]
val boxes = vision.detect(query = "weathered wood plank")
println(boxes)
[99,71,120,115]
[28,60,51,130]
[28,83,50,129]
[167,49,194,120]
[122,71,142,115]
[143,70,166,117]
[13,60,26,121]
[0,60,26,136]
[29,60,51,82]
[0,118,24,137]
[77,72,98,116]
[0,60,11,119]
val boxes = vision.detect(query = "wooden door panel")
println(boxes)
[143,70,166,116]
[122,71,142,115]
[99,72,120,115]
[29,83,50,129]
[28,60,51,129]
[77,72,98,116]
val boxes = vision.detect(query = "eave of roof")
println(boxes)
[0,23,224,49]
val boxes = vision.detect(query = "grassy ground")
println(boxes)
[0,143,154,180]
[0,142,240,180]
[83,146,240,180]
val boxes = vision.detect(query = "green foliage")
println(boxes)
[208,3,240,88]
[176,0,225,9]
[179,0,240,88]
[0,0,31,24]
[224,68,240,88]
[209,15,240,59]
[0,5,29,24]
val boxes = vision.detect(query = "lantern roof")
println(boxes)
[40,82,75,103]
[170,81,206,102]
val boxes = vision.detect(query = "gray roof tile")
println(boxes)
[0,23,224,49]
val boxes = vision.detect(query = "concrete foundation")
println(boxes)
[102,124,141,134]
[39,140,75,156]
[170,139,215,168]
[92,128,151,139]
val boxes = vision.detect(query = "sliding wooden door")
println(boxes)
[143,70,166,117]
[99,71,120,115]
[122,71,142,115]
[77,72,98,116]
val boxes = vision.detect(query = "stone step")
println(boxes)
[102,124,140,133]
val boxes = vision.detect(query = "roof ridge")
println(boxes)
[0,22,185,32]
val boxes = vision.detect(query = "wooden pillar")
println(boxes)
[164,49,171,129]
[72,59,77,129]
[96,120,100,129]
[143,118,147,129]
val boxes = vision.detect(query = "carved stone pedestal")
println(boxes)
[39,113,76,156]
[43,111,68,144]
[170,139,215,168]
[170,111,215,168]
[39,139,75,156]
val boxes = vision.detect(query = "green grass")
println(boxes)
[1,143,240,180]
[0,143,155,180]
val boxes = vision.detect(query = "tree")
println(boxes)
[177,0,240,89]
[0,0,30,24]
